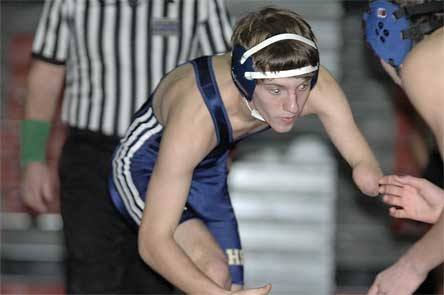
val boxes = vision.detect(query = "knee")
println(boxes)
[201,255,231,289]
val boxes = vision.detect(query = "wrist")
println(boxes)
[399,250,430,279]
[21,119,51,167]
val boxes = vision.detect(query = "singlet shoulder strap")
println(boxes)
[191,56,233,151]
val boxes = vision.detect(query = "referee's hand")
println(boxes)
[21,162,56,213]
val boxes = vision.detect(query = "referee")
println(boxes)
[20,0,233,293]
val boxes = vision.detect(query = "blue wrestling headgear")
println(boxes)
[231,33,319,101]
[363,0,443,67]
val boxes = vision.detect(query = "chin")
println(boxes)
[270,123,293,133]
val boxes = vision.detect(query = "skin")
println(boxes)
[138,53,382,294]
[21,60,65,212]
[379,175,444,224]
[21,50,382,294]
[368,27,444,295]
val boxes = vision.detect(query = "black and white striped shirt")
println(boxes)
[32,0,233,137]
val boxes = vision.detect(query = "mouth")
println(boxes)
[279,115,297,124]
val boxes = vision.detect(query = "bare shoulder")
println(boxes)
[400,28,444,105]
[401,28,444,86]
[153,63,196,123]
[303,65,345,116]
[155,63,218,159]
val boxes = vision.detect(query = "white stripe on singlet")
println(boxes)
[113,108,163,224]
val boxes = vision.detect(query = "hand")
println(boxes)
[231,284,271,295]
[379,175,444,224]
[21,162,57,213]
[367,257,427,295]
[352,162,383,196]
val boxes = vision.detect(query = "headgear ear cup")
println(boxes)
[363,0,413,67]
[310,68,318,89]
[231,45,256,100]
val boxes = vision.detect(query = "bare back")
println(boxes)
[400,28,444,156]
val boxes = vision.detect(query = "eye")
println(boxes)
[269,87,281,95]
[298,83,309,91]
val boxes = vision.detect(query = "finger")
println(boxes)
[379,175,403,186]
[379,184,404,197]
[395,175,426,188]
[382,195,403,207]
[42,177,55,203]
[25,191,47,213]
[367,282,378,295]
[260,284,272,295]
[389,207,408,219]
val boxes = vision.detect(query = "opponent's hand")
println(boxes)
[379,175,444,224]
[352,162,383,197]
[367,258,427,295]
[231,284,271,295]
[21,162,56,213]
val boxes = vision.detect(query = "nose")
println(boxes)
[283,94,299,114]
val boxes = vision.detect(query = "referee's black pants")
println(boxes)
[59,128,174,294]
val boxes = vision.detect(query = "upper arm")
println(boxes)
[306,66,377,167]
[140,98,217,237]
[305,66,355,129]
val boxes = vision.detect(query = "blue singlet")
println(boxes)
[109,56,244,284]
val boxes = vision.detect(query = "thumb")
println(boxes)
[259,284,272,294]
[42,176,54,204]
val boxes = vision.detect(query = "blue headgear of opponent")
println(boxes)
[231,33,319,101]
[363,0,443,68]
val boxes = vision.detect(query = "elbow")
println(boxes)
[138,225,159,267]
[137,222,173,268]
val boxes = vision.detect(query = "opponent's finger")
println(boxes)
[382,195,403,207]
[379,184,404,196]
[378,175,403,186]
[394,175,426,188]
[389,207,408,219]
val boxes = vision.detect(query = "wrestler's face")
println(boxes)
[251,76,312,133]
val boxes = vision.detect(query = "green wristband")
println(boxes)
[20,119,51,167]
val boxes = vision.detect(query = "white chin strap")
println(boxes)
[241,33,319,80]
[243,98,266,122]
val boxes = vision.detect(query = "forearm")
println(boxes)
[21,60,65,167]
[315,70,381,171]
[139,232,228,295]
[344,127,380,170]
[24,59,65,121]
[401,210,444,275]
[331,122,382,195]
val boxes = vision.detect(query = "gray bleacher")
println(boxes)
[229,136,337,294]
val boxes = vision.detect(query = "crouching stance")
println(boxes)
[109,6,382,294]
